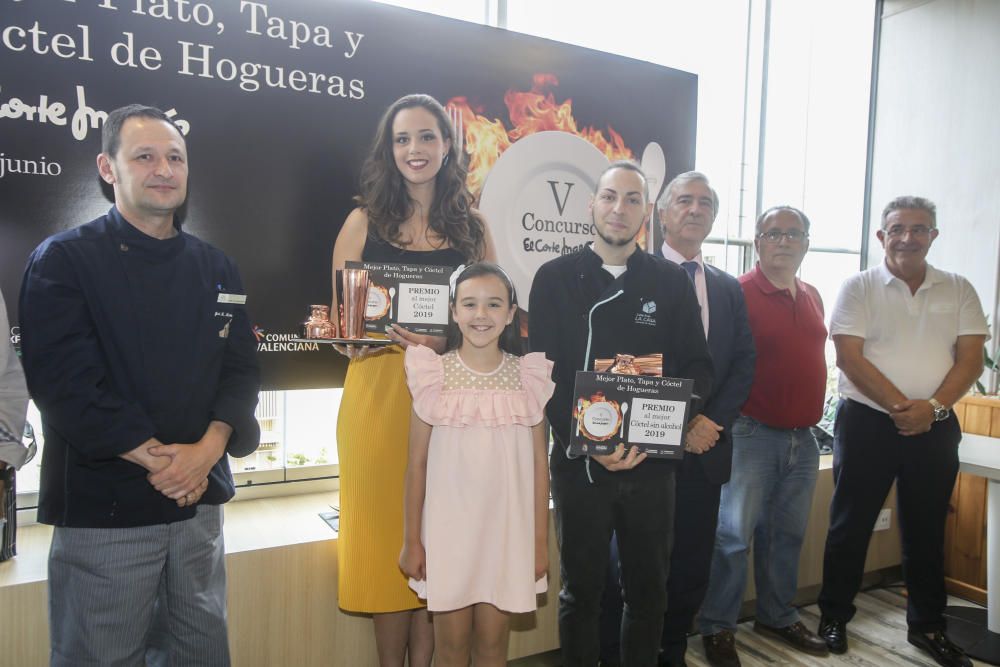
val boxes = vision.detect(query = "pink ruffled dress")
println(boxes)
[404,345,555,613]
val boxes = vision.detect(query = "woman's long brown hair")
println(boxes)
[355,94,486,261]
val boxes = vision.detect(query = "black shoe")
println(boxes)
[753,621,830,656]
[907,631,972,667]
[656,647,687,667]
[701,630,741,667]
[657,658,687,667]
[817,616,848,654]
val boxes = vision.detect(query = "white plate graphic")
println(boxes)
[365,284,390,320]
[581,401,621,441]
[479,131,608,311]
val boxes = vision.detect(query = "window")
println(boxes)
[230,389,342,484]
[16,389,343,513]
[760,0,875,257]
[370,0,488,23]
[758,0,876,372]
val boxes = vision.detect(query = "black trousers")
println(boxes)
[661,453,723,660]
[552,469,676,667]
[598,533,624,666]
[818,399,961,633]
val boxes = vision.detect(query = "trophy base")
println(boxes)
[291,337,396,347]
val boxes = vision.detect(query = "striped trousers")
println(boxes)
[48,504,229,666]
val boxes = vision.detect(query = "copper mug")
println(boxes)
[303,305,336,339]
[339,268,370,339]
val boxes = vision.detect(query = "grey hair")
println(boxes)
[657,171,719,217]
[755,205,811,235]
[595,160,649,202]
[881,196,936,228]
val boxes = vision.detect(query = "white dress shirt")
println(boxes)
[661,242,710,338]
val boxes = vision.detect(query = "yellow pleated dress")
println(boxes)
[336,237,465,612]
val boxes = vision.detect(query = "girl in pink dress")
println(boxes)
[399,262,554,667]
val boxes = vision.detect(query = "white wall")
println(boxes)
[870,0,1000,365]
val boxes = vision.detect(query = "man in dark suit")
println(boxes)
[655,172,756,667]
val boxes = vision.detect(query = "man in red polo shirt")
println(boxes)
[696,206,829,666]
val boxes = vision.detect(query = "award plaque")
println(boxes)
[568,371,694,459]
[345,261,452,337]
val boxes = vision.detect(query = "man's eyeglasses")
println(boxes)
[757,229,808,244]
[883,225,934,238]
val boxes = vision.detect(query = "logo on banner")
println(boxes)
[0,84,191,142]
[255,326,319,352]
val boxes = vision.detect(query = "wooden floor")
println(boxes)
[511,589,990,666]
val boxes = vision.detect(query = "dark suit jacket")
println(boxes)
[655,249,756,485]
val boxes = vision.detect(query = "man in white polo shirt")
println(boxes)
[817,196,988,667]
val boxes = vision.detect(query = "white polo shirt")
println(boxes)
[829,262,989,413]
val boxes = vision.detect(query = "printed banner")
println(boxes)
[0,0,696,388]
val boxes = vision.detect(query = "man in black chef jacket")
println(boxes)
[530,161,715,666]
[19,104,260,666]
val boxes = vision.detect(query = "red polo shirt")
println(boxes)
[739,264,828,428]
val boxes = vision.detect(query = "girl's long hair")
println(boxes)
[355,94,486,262]
[446,263,523,356]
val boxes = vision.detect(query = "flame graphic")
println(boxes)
[573,392,612,419]
[448,74,635,199]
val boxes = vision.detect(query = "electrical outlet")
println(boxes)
[874,508,891,532]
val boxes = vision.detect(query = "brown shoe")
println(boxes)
[702,630,741,667]
[753,621,830,656]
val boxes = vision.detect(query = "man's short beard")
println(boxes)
[594,211,641,247]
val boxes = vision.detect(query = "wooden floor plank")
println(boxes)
[512,590,990,666]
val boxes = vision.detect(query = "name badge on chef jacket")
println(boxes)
[217,293,247,305]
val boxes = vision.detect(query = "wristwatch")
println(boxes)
[928,398,950,422]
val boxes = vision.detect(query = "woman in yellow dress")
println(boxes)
[332,93,494,667]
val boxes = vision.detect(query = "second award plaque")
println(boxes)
[568,371,694,459]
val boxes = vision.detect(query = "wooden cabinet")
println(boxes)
[945,395,1000,605]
